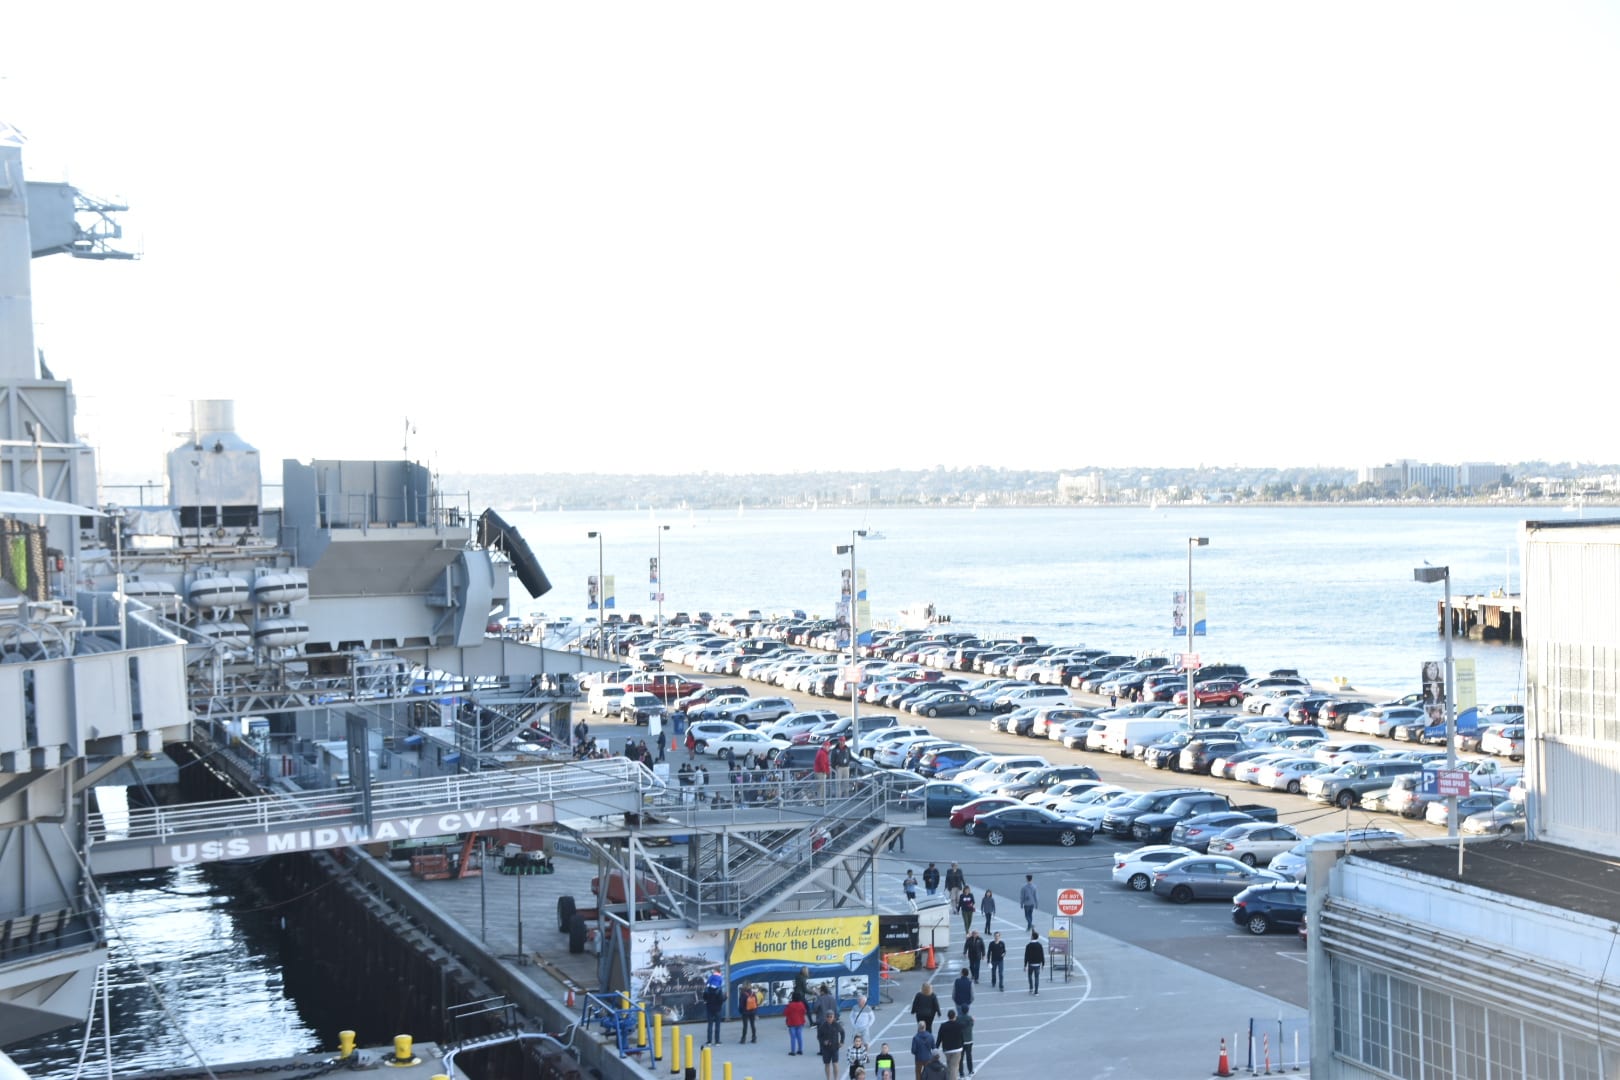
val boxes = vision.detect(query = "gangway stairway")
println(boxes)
[554,775,923,932]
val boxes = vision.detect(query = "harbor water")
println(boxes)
[6,504,1532,1074]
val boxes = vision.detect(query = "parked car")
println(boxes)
[1267,828,1403,881]
[1309,759,1425,808]
[1231,882,1309,935]
[619,692,668,723]
[1424,791,1503,826]
[1207,822,1304,866]
[915,780,981,817]
[970,805,1096,847]
[1150,855,1288,903]
[699,729,787,761]
[1460,799,1527,835]
[1480,724,1526,760]
[950,795,1025,831]
[1318,700,1374,730]
[1111,844,1196,891]
[715,696,798,726]
[1169,811,1259,852]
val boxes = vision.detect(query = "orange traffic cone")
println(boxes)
[1214,1037,1231,1077]
[566,987,576,1009]
[924,945,937,971]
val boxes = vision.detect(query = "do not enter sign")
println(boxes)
[1056,888,1085,916]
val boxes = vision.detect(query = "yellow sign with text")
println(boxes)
[730,915,880,967]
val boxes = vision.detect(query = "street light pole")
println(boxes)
[836,530,867,760]
[1186,537,1208,732]
[1414,565,1458,836]
[588,530,604,659]
[656,524,670,628]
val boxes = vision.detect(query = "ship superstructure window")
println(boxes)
[1329,956,1612,1079]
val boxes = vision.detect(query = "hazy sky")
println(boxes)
[6,2,1617,480]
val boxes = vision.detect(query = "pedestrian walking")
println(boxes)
[1019,873,1038,932]
[814,742,832,801]
[655,727,667,761]
[849,993,876,1046]
[922,863,941,898]
[962,930,985,983]
[888,827,906,852]
[945,863,965,913]
[960,1013,976,1078]
[815,983,839,1024]
[1024,930,1045,995]
[817,1009,846,1080]
[909,982,940,1033]
[936,1009,965,1080]
[874,1041,897,1080]
[848,1034,871,1079]
[951,968,973,1018]
[903,870,919,911]
[686,729,697,758]
[794,966,812,1003]
[957,887,976,936]
[738,981,759,1043]
[921,1051,947,1080]
[909,1024,936,1080]
[987,932,1006,990]
[703,971,726,1044]
[785,993,808,1055]
[979,890,996,933]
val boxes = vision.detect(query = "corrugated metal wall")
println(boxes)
[1524,521,1620,857]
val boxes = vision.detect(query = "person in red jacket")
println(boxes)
[813,743,832,802]
[785,992,809,1056]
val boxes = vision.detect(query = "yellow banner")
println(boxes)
[730,915,879,967]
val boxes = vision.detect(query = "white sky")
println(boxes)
[5,2,1618,479]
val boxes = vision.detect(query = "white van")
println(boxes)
[1103,718,1187,757]
[587,683,628,716]
[1084,718,1122,753]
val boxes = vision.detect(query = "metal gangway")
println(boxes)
[85,757,654,874]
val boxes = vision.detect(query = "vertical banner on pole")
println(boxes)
[1453,658,1477,713]
[1171,591,1208,636]
[650,557,660,601]
[588,575,600,611]
[1190,590,1206,636]
[603,574,616,610]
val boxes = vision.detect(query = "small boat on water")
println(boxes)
[897,601,950,629]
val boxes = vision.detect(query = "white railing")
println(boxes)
[87,757,655,846]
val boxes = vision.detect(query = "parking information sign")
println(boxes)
[1056,888,1085,916]
[1421,768,1473,797]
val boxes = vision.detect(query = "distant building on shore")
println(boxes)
[1056,471,1107,501]
[1357,460,1507,495]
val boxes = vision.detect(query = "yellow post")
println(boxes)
[338,1031,356,1059]
[654,1012,663,1061]
[700,1044,711,1080]
[671,1026,682,1073]
[638,1003,648,1048]
[723,1062,733,1080]
[684,1033,695,1074]
[621,990,631,1012]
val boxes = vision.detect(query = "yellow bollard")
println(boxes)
[700,1044,712,1080]
[638,1002,648,1048]
[338,1031,356,1059]
[671,1025,682,1073]
[723,1063,733,1080]
[654,1012,663,1062]
[621,990,631,1012]
[685,1033,695,1074]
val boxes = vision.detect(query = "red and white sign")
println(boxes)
[1436,769,1471,797]
[1176,653,1201,670]
[1056,887,1085,916]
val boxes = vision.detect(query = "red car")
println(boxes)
[622,673,702,700]
[1171,679,1246,707]
[949,795,1022,830]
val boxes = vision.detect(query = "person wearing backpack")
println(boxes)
[703,971,726,1044]
[738,982,759,1043]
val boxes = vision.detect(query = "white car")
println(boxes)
[1231,752,1292,785]
[860,725,934,758]
[1024,778,1107,807]
[1206,822,1303,866]
[699,729,788,761]
[1058,789,1141,827]
[1255,756,1330,794]
[1048,784,1132,815]
[1313,741,1387,766]
[876,736,951,769]
[953,755,1050,790]
[1243,688,1307,715]
[684,720,747,748]
[1345,706,1426,738]
[1112,844,1195,892]
[1480,725,1526,760]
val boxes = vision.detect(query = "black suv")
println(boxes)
[1231,883,1308,936]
